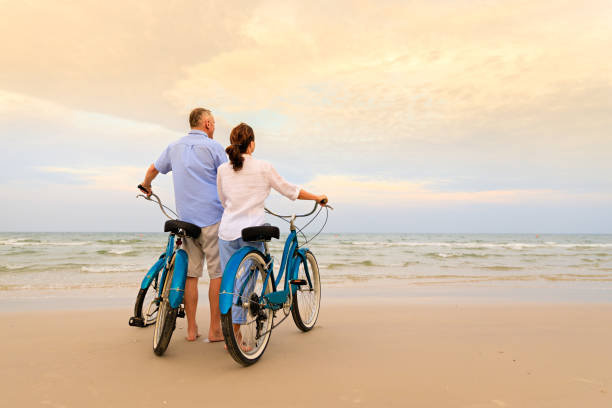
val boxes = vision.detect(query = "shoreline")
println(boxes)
[1,281,611,312]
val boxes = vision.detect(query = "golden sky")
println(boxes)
[1,0,611,231]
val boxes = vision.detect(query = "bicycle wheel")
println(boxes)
[291,251,321,332]
[132,285,158,327]
[221,252,274,366]
[153,262,178,356]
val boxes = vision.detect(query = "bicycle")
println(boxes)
[128,185,200,356]
[219,200,332,366]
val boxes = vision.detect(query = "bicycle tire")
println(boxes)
[132,286,158,327]
[153,261,178,356]
[291,251,321,332]
[221,251,273,366]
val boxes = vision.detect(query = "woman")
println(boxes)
[216,122,327,347]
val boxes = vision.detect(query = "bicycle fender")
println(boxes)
[296,248,314,288]
[288,248,308,281]
[140,253,166,290]
[169,249,188,308]
[297,248,309,260]
[219,246,262,315]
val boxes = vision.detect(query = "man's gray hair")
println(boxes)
[189,108,212,128]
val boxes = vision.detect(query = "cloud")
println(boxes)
[35,166,147,192]
[1,0,611,232]
[167,0,612,145]
[303,175,612,207]
[0,89,187,175]
[0,1,263,129]
[0,89,178,141]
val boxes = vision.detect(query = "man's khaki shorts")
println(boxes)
[181,222,222,279]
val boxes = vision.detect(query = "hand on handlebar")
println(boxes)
[138,184,152,198]
[317,195,333,210]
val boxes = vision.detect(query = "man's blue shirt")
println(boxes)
[154,130,227,227]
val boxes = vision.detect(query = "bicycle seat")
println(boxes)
[241,225,280,242]
[164,220,201,239]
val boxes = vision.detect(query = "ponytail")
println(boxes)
[227,123,254,171]
[225,144,245,170]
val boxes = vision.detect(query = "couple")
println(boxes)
[140,108,327,342]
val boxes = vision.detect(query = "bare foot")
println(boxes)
[223,340,251,352]
[186,324,201,342]
[185,333,201,341]
[229,325,252,352]
[207,329,224,342]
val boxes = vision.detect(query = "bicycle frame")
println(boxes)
[219,229,312,314]
[138,233,189,309]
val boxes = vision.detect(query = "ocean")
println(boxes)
[1,232,611,303]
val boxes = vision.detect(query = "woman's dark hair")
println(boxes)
[226,123,255,171]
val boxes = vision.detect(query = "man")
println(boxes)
[140,108,226,342]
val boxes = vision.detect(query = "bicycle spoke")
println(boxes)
[227,253,275,359]
[291,251,321,331]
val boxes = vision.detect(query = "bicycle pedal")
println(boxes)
[129,316,145,327]
[290,279,307,286]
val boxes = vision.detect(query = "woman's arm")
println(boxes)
[266,163,327,204]
[297,189,328,205]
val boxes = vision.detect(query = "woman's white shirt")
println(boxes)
[217,155,301,241]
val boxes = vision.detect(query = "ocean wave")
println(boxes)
[425,252,491,259]
[353,260,376,267]
[322,259,402,269]
[477,266,525,271]
[541,273,612,282]
[1,262,97,273]
[0,264,32,272]
[4,249,40,256]
[347,241,612,250]
[0,282,139,291]
[567,264,605,269]
[320,271,612,284]
[324,263,345,270]
[96,239,145,245]
[324,260,379,269]
[80,265,146,274]
[0,239,91,247]
[412,274,487,280]
[321,273,411,282]
[96,249,140,256]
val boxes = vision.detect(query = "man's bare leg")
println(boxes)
[184,276,200,341]
[208,277,223,341]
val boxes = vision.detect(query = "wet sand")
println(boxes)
[1,300,611,407]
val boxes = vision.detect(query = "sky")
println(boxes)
[1,0,611,233]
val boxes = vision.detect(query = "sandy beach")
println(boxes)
[2,297,611,407]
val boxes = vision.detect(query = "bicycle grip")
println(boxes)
[137,184,150,194]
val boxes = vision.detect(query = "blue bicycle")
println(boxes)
[128,186,200,356]
[219,201,331,366]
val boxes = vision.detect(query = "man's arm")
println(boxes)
[140,164,159,196]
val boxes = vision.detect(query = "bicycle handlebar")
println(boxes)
[137,184,150,195]
[136,185,177,220]
[265,200,333,219]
